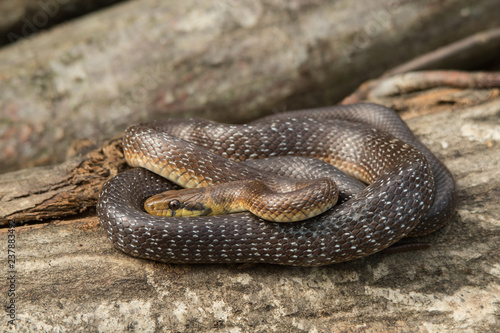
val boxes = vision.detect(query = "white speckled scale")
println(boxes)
[97,103,456,266]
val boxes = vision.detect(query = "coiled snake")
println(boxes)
[97,103,456,266]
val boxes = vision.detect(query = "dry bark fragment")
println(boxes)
[0,137,125,224]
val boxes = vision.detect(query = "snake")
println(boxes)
[97,103,457,266]
[144,176,339,223]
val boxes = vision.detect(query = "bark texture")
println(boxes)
[1,0,500,172]
[0,137,124,225]
[0,87,499,332]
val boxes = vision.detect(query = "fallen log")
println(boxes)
[0,85,499,331]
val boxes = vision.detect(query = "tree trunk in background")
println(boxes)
[1,0,500,172]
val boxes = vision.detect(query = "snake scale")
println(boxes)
[97,103,457,266]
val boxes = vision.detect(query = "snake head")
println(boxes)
[144,188,213,217]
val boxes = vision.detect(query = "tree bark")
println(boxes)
[0,136,124,225]
[0,85,499,332]
[1,0,500,172]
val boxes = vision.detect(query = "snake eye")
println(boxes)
[168,199,181,210]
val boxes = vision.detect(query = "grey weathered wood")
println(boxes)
[2,0,500,172]
[0,90,499,332]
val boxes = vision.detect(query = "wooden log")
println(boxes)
[2,0,500,172]
[0,87,499,331]
[0,137,124,225]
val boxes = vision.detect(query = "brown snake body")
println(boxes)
[97,103,457,266]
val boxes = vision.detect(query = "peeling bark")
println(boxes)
[0,137,125,225]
